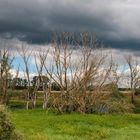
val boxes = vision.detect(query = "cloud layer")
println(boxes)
[0,0,140,50]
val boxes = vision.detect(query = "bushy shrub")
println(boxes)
[134,97,140,108]
[134,89,140,95]
[106,98,134,113]
[51,89,134,114]
[0,105,22,140]
[134,108,140,114]
[94,98,134,114]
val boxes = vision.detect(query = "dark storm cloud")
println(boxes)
[0,0,140,50]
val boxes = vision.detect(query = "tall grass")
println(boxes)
[11,109,140,140]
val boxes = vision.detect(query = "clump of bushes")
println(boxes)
[0,105,22,140]
[51,89,134,114]
[134,89,140,95]
[134,108,140,114]
[94,90,134,114]
[104,98,134,114]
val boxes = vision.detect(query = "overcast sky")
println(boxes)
[0,0,140,50]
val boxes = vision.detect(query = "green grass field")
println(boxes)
[11,109,140,140]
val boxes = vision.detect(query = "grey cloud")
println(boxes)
[0,0,140,50]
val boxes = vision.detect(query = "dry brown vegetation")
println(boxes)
[0,32,139,113]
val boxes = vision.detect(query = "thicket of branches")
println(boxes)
[0,32,138,113]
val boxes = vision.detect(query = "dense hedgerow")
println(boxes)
[0,105,22,140]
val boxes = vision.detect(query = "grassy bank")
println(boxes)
[11,109,140,140]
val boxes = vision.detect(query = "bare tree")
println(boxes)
[43,32,74,112]
[19,44,34,109]
[0,48,14,104]
[125,55,140,103]
[34,48,50,109]
[11,64,20,90]
[43,32,111,113]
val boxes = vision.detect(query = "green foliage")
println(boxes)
[31,75,49,90]
[10,78,28,90]
[11,109,140,140]
[134,108,140,114]
[8,100,26,109]
[94,91,134,114]
[51,82,61,91]
[7,89,134,114]
[134,96,140,108]
[112,89,124,98]
[8,100,43,109]
[106,98,134,113]
[0,105,22,140]
[8,90,26,100]
[134,89,140,95]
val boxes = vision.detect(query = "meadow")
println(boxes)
[7,90,140,140]
[11,109,140,140]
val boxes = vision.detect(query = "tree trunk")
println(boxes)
[32,92,36,108]
[26,101,29,110]
[43,91,48,109]
[26,91,30,110]
[131,90,135,104]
